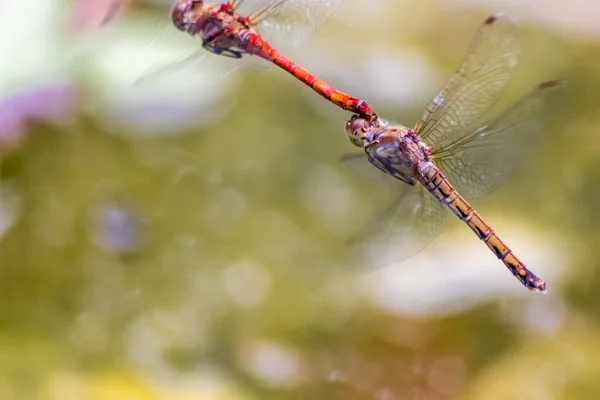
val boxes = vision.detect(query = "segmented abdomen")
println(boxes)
[419,163,547,292]
[242,32,378,122]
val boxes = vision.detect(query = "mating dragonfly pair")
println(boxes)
[162,0,562,292]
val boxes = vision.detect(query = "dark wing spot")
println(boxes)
[484,13,502,25]
[538,80,565,90]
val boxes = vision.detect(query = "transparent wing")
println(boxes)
[349,185,447,273]
[134,48,208,85]
[239,0,345,50]
[230,0,246,8]
[415,13,519,145]
[432,80,563,199]
[340,154,447,272]
[339,153,395,187]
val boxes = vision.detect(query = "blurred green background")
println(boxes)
[0,0,596,399]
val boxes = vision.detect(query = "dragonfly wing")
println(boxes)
[348,184,447,272]
[340,154,447,271]
[432,80,564,199]
[137,36,254,85]
[415,13,519,145]
[240,0,345,51]
[339,152,400,187]
[134,48,208,85]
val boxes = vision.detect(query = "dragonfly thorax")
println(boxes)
[363,124,433,184]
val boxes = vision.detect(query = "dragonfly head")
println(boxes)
[172,0,204,32]
[345,115,379,147]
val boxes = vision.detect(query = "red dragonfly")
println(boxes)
[343,13,562,292]
[165,0,378,122]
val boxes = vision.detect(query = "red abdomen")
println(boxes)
[242,32,378,121]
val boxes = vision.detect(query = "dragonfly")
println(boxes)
[343,13,562,292]
[164,0,378,122]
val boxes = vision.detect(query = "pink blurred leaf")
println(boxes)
[68,0,131,35]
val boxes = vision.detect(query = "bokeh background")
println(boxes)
[0,0,596,399]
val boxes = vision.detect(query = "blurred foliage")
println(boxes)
[0,0,599,399]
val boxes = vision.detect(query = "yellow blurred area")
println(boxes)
[467,316,600,400]
[0,0,598,399]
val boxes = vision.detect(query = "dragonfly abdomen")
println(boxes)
[241,31,378,121]
[419,163,547,292]
[465,212,547,292]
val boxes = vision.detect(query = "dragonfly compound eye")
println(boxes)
[172,0,204,31]
[345,116,368,147]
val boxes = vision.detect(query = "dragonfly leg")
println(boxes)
[367,156,415,185]
[219,48,244,58]
[203,43,244,58]
[393,174,415,185]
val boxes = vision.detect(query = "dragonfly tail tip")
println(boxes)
[532,279,547,293]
